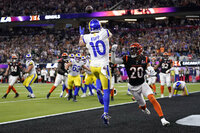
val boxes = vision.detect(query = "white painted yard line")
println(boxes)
[0,91,200,125]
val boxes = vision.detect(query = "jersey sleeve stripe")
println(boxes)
[106,29,110,37]
[82,36,86,44]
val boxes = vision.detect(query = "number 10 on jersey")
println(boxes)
[90,40,106,57]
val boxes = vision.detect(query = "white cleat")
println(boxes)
[142,108,151,115]
[161,94,164,98]
[81,93,87,98]
[60,91,64,98]
[30,94,35,98]
[64,93,69,98]
[161,118,170,126]
[168,93,172,98]
[127,90,132,95]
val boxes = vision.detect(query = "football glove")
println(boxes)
[79,26,85,35]
[111,44,118,52]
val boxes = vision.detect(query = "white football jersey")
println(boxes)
[82,28,111,67]
[26,60,36,75]
[146,66,157,76]
[173,81,186,90]
[69,59,85,76]
[85,59,92,75]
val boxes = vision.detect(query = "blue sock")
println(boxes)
[81,87,84,93]
[26,86,33,94]
[84,85,89,93]
[62,84,66,92]
[103,89,110,113]
[91,84,97,90]
[25,86,30,93]
[96,79,102,90]
[74,87,79,96]
[88,85,93,95]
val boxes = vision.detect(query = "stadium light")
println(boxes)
[186,15,199,18]
[124,19,137,21]
[155,17,167,20]
[99,20,108,23]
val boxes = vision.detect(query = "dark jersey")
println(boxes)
[57,58,68,75]
[8,62,21,76]
[109,62,117,76]
[123,55,149,86]
[159,58,172,73]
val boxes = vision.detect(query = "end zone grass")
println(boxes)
[0,83,199,123]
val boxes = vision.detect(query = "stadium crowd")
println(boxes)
[0,18,199,64]
[0,0,200,17]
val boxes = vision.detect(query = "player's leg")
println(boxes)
[82,75,89,97]
[91,67,104,104]
[63,77,69,98]
[142,82,170,126]
[10,76,19,98]
[152,77,157,95]
[25,74,37,98]
[2,76,13,98]
[47,74,62,98]
[110,75,115,101]
[183,86,189,96]
[99,65,111,125]
[128,84,150,115]
[166,73,172,98]
[73,75,81,102]
[159,73,165,98]
[67,75,74,101]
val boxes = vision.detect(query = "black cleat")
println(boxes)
[14,93,19,98]
[111,96,114,101]
[73,96,77,102]
[2,94,8,99]
[67,94,73,101]
[47,93,51,99]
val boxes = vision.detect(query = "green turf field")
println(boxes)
[0,83,199,123]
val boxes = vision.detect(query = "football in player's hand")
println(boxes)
[85,5,93,13]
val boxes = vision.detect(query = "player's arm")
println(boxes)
[79,26,86,47]
[82,65,91,72]
[25,64,33,73]
[65,62,72,71]
[4,64,10,76]
[111,45,123,64]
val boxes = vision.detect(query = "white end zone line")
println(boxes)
[0,91,200,125]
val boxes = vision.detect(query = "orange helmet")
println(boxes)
[62,53,68,61]
[11,55,18,62]
[130,43,143,57]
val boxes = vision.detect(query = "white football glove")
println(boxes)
[166,70,170,74]
[111,44,118,52]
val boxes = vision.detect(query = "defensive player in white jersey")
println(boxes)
[23,54,37,98]
[146,64,157,95]
[79,19,112,125]
[65,53,90,102]
[171,81,189,97]
[81,56,96,97]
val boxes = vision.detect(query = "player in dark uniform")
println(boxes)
[111,43,170,126]
[155,52,173,98]
[47,53,69,99]
[2,55,22,98]
[109,53,117,101]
